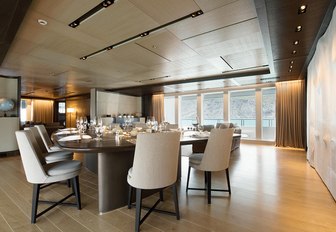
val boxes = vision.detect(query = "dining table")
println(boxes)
[52,129,240,214]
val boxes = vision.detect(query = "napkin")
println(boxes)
[58,134,92,141]
[192,131,210,138]
[55,130,78,135]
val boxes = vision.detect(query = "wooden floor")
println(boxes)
[1,144,336,232]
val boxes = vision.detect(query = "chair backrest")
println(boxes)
[130,132,180,189]
[35,125,53,149]
[24,127,48,153]
[198,128,234,171]
[15,130,48,183]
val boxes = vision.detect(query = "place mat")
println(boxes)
[58,134,92,141]
[191,131,210,138]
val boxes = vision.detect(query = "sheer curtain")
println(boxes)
[152,94,164,123]
[275,80,306,148]
[32,99,54,123]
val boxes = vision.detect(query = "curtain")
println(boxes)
[32,99,54,123]
[152,94,164,123]
[275,80,306,148]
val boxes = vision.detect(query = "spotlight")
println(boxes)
[298,5,307,14]
[294,40,299,45]
[295,25,302,32]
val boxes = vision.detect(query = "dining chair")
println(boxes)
[186,128,234,204]
[24,127,73,163]
[35,124,66,152]
[127,132,181,232]
[15,130,82,223]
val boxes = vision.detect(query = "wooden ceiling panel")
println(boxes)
[78,1,159,45]
[192,32,264,58]
[194,0,237,13]
[205,57,232,72]
[183,18,261,49]
[128,0,199,24]
[32,0,101,24]
[224,48,268,70]
[106,43,169,67]
[167,0,258,40]
[136,30,199,61]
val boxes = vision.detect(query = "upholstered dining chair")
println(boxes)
[186,128,234,204]
[24,127,73,163]
[127,132,181,232]
[35,124,66,152]
[15,130,82,223]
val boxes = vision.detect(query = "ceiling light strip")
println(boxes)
[80,10,203,60]
[69,0,115,28]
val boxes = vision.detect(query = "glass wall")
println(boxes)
[180,95,197,127]
[203,93,223,125]
[229,90,256,139]
[164,96,175,123]
[262,88,276,140]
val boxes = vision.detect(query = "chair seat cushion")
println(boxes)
[45,160,81,176]
[189,153,204,165]
[44,151,73,163]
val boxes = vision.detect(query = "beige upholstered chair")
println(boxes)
[24,127,73,163]
[15,130,82,223]
[35,124,65,152]
[127,132,180,232]
[186,128,234,204]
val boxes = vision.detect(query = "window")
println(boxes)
[262,88,276,140]
[58,102,65,114]
[164,96,175,123]
[230,90,256,139]
[180,95,197,127]
[203,93,223,125]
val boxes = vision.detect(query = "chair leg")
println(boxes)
[72,176,81,210]
[135,188,142,232]
[159,189,164,201]
[172,183,180,220]
[67,179,71,188]
[31,184,41,224]
[226,168,231,195]
[206,172,212,204]
[186,166,191,192]
[128,185,133,209]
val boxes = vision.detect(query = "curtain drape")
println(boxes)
[32,99,54,123]
[152,94,164,123]
[275,80,306,148]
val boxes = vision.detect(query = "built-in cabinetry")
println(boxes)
[0,75,20,153]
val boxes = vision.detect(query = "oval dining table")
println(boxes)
[52,130,212,214]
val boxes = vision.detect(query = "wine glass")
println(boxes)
[94,125,104,140]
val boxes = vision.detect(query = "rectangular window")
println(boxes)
[180,95,197,128]
[58,102,65,114]
[164,96,175,123]
[203,93,223,125]
[230,90,256,139]
[262,88,276,140]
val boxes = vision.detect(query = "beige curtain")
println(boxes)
[275,80,306,148]
[32,99,54,123]
[152,94,164,123]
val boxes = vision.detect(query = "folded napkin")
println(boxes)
[192,131,210,138]
[58,134,92,141]
[55,130,78,135]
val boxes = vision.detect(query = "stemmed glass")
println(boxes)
[94,116,104,140]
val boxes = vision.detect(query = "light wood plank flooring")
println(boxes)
[0,144,336,232]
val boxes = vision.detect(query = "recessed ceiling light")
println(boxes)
[292,50,297,54]
[290,65,293,69]
[289,69,292,72]
[294,40,299,45]
[295,25,302,32]
[298,5,307,14]
[37,19,48,26]
[290,60,294,64]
